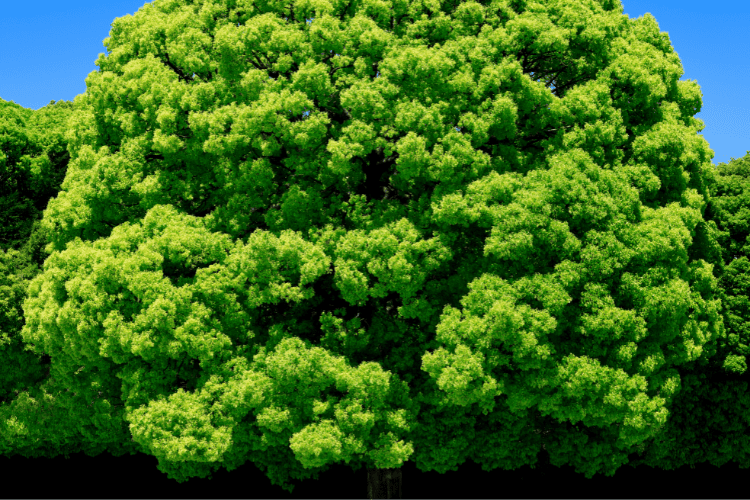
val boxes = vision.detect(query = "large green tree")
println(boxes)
[2,0,748,495]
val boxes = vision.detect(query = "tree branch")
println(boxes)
[144,153,165,162]
[522,50,560,75]
[163,52,193,84]
[553,74,588,95]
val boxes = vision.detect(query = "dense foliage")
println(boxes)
[2,0,750,491]
[0,98,80,449]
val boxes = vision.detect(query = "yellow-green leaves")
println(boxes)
[129,387,233,463]
[332,218,451,306]
[4,0,743,489]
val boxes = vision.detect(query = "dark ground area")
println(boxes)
[1,446,741,498]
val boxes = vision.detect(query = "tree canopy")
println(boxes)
[2,0,750,492]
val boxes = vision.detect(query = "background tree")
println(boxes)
[0,98,130,459]
[710,154,750,378]
[3,0,748,496]
[0,98,74,253]
[622,152,750,473]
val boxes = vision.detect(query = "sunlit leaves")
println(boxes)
[1,0,743,489]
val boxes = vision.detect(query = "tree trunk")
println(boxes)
[367,467,402,499]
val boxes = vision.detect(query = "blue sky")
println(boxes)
[1,0,747,167]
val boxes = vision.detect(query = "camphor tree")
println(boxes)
[2,0,749,496]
